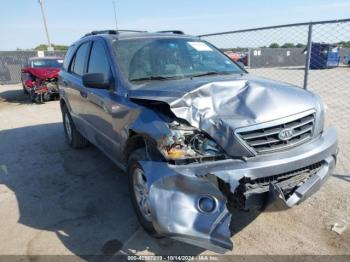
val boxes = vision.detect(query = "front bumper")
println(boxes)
[139,127,338,253]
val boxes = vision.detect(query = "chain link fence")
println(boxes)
[0,51,66,84]
[199,18,350,174]
[199,19,350,89]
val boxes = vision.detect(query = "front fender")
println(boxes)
[139,161,233,253]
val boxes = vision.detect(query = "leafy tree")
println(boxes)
[338,41,350,47]
[281,43,295,48]
[296,43,306,48]
[269,43,280,48]
[34,44,68,51]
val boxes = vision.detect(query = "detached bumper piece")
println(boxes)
[270,156,335,208]
[233,158,335,210]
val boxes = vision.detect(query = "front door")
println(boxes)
[82,39,122,160]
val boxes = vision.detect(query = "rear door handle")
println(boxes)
[80,90,87,98]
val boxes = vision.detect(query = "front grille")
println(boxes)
[250,161,323,187]
[236,113,315,154]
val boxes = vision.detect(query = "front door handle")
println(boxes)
[80,90,87,98]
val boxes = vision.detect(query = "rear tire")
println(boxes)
[128,148,161,237]
[62,105,89,149]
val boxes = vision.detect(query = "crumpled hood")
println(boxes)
[22,67,60,80]
[129,74,321,156]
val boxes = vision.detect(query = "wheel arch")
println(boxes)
[60,98,66,110]
[123,130,165,163]
[60,97,73,114]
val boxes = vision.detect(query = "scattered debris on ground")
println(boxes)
[331,223,348,235]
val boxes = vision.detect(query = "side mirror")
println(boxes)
[82,73,110,89]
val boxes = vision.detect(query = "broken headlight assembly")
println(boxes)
[160,121,227,162]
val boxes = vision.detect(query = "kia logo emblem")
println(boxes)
[278,128,295,141]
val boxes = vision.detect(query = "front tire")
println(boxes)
[29,89,37,102]
[22,81,29,94]
[128,148,160,236]
[62,105,89,149]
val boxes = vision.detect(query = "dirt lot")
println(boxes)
[0,73,349,258]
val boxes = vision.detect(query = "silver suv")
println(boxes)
[59,30,338,253]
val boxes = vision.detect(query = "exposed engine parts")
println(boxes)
[27,78,59,103]
[161,122,227,163]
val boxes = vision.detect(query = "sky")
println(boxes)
[0,0,349,50]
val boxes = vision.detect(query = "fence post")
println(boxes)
[303,23,313,89]
[247,48,251,68]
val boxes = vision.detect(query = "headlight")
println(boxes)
[160,122,225,160]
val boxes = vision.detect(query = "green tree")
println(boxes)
[269,43,280,48]
[295,43,306,48]
[281,43,295,48]
[34,44,68,51]
[338,41,350,47]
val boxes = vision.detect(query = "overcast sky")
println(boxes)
[0,0,349,50]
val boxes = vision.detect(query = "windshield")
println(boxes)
[32,59,63,68]
[113,38,243,82]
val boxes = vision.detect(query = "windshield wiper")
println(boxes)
[189,71,233,78]
[130,75,180,82]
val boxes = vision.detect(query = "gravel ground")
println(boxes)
[0,70,349,258]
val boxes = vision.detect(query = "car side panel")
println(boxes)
[60,71,89,132]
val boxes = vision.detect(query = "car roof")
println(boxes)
[112,31,198,40]
[73,30,200,46]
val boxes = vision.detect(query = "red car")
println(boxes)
[21,57,63,103]
[225,51,248,66]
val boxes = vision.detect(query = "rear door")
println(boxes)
[61,41,91,130]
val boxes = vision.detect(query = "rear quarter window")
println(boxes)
[63,45,75,71]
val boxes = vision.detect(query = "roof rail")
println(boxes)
[117,30,148,33]
[157,30,184,35]
[84,30,117,37]
[83,30,147,38]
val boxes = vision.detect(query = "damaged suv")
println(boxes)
[59,30,338,253]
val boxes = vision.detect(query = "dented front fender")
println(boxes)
[139,161,233,253]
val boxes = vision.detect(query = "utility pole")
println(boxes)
[38,0,53,51]
[113,0,118,31]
